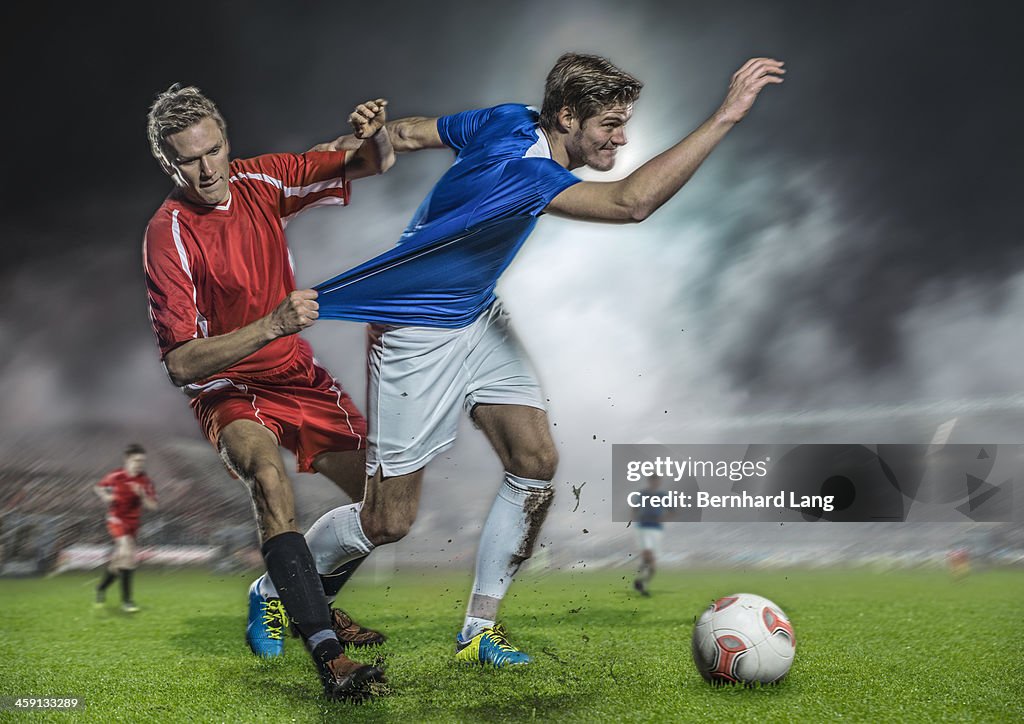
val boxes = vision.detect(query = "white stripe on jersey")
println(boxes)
[281,196,347,228]
[170,210,208,338]
[230,172,346,198]
[311,355,363,448]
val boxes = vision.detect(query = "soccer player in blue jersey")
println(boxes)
[632,475,666,597]
[304,53,784,667]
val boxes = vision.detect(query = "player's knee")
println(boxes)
[361,507,416,546]
[509,446,559,481]
[361,521,409,546]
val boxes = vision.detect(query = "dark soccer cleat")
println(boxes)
[331,608,387,648]
[321,652,386,702]
[292,608,387,648]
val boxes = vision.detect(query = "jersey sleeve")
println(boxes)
[97,471,118,490]
[436,106,502,153]
[141,476,157,500]
[481,157,581,220]
[233,153,350,222]
[143,211,205,359]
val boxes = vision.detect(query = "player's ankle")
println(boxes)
[460,616,495,641]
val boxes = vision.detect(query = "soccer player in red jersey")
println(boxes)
[143,85,394,701]
[94,443,158,613]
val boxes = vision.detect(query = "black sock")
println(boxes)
[120,569,134,602]
[98,570,117,592]
[320,556,367,602]
[262,532,342,669]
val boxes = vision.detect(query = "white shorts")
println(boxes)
[637,527,663,555]
[366,300,546,477]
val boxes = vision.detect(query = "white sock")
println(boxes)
[257,572,278,599]
[460,616,494,643]
[461,473,553,640]
[255,503,373,601]
[305,502,374,573]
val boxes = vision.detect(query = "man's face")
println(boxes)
[124,453,146,476]
[567,104,632,172]
[162,116,231,206]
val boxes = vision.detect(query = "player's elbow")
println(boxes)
[165,367,191,388]
[627,203,654,223]
[615,188,654,223]
[163,355,195,388]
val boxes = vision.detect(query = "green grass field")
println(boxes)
[2,566,1023,722]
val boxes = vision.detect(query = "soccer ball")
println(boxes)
[691,593,796,685]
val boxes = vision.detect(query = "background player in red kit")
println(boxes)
[94,443,158,612]
[143,85,394,701]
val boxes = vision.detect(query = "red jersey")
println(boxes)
[143,152,350,387]
[98,469,157,523]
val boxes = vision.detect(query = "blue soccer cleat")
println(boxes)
[246,577,288,658]
[455,623,531,666]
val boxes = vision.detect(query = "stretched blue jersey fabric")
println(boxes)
[314,104,581,328]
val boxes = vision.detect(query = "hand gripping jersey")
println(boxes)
[144,152,350,387]
[314,104,580,328]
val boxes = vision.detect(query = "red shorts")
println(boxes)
[107,516,139,539]
[189,344,366,473]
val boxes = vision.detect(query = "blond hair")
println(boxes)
[146,84,227,168]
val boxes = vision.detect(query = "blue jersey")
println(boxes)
[314,104,581,327]
[638,498,665,529]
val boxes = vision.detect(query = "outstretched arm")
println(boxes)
[313,115,444,154]
[546,57,785,223]
[384,116,445,152]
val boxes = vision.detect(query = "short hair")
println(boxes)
[146,83,228,167]
[539,53,643,131]
[124,443,146,457]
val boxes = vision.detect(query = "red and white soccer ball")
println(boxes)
[691,593,796,685]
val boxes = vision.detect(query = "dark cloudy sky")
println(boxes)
[3,1,1023,540]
